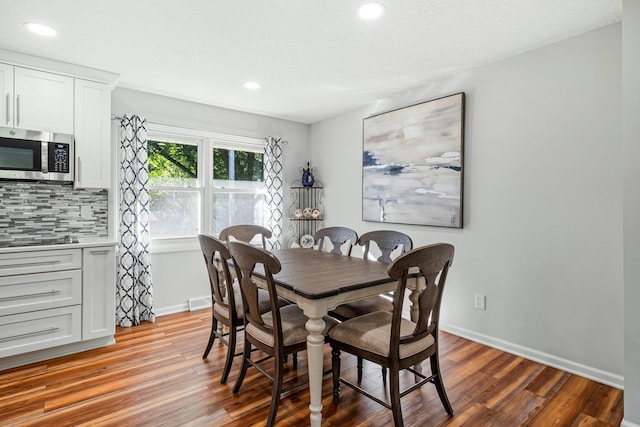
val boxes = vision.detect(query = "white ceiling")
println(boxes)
[0,0,622,124]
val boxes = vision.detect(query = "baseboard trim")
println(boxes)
[155,303,189,317]
[621,420,640,427]
[440,323,624,390]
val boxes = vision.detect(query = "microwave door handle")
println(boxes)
[15,94,20,127]
[41,142,48,173]
[5,93,9,125]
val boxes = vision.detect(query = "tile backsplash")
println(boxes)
[0,181,109,247]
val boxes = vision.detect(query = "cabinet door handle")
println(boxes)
[5,93,9,125]
[88,249,110,255]
[15,94,20,127]
[0,327,60,343]
[0,260,60,271]
[0,290,61,302]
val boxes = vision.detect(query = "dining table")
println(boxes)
[253,247,423,427]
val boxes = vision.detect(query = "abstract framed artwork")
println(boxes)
[362,92,465,228]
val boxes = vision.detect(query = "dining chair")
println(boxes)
[328,243,455,427]
[314,226,358,255]
[228,241,338,427]
[331,230,413,381]
[197,234,287,384]
[219,224,273,249]
[332,230,413,320]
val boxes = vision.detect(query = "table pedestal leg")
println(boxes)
[306,317,326,427]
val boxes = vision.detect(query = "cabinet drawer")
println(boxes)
[0,306,81,358]
[0,249,82,277]
[0,270,82,316]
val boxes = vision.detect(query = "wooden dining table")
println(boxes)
[253,248,421,427]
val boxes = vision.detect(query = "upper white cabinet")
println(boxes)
[0,52,118,189]
[74,79,112,189]
[0,63,13,127]
[13,66,74,134]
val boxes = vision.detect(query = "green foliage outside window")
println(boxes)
[147,140,264,182]
[213,148,264,182]
[148,140,198,179]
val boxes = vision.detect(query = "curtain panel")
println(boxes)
[117,114,155,327]
[264,137,284,250]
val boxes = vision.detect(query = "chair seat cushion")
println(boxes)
[331,295,394,319]
[246,304,339,347]
[328,311,434,359]
[214,281,287,319]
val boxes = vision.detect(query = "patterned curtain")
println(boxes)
[116,115,155,327]
[264,137,284,250]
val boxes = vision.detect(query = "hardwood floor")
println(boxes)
[0,310,624,426]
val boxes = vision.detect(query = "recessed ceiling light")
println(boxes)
[243,81,261,90]
[24,22,57,37]
[357,2,385,20]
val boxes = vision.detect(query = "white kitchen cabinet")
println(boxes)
[74,79,112,189]
[0,248,82,276]
[0,270,82,317]
[0,243,117,364]
[82,245,116,340]
[0,306,81,359]
[13,66,74,134]
[0,249,83,358]
[0,63,13,127]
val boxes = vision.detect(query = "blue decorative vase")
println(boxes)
[302,162,315,187]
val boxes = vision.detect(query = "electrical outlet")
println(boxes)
[80,205,92,219]
[474,294,486,311]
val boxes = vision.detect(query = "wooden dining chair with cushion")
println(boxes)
[219,224,273,249]
[198,234,288,384]
[314,226,358,255]
[328,243,455,427]
[331,230,413,320]
[228,241,338,427]
[359,230,413,264]
[331,230,414,381]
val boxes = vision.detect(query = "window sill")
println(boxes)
[150,237,200,254]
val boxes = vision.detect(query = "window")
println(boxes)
[146,124,265,240]
[211,148,265,236]
[148,140,200,238]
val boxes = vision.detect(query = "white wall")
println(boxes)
[623,0,640,424]
[111,88,311,313]
[311,24,623,386]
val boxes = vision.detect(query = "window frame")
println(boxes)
[145,123,265,252]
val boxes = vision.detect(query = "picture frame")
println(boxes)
[362,92,465,228]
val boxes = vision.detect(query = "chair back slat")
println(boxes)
[387,243,454,347]
[220,224,273,249]
[359,230,413,264]
[314,226,358,255]
[228,241,283,339]
[198,234,235,314]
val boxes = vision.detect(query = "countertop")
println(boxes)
[0,239,118,254]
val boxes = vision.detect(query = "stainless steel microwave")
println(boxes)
[0,127,74,182]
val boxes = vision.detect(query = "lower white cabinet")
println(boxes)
[0,243,117,363]
[0,270,82,317]
[0,306,81,358]
[82,246,116,340]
